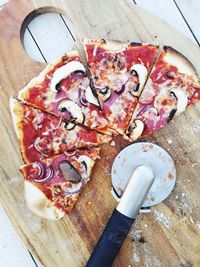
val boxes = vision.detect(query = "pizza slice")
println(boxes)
[10,98,111,163]
[126,46,200,140]
[84,39,159,135]
[20,147,100,220]
[18,51,113,135]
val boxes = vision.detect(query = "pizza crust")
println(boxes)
[10,97,21,139]
[163,46,198,78]
[24,180,64,220]
[84,39,157,55]
[10,98,29,163]
[84,38,129,53]
[18,50,79,102]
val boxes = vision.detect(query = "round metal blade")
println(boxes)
[111,142,176,208]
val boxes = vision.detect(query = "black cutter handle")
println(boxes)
[85,208,134,267]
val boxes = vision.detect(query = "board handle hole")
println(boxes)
[20,8,76,63]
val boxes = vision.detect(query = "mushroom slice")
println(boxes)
[77,155,94,177]
[130,64,148,94]
[128,119,144,141]
[98,87,111,102]
[50,61,86,92]
[170,88,188,116]
[58,100,84,124]
[59,161,82,183]
[85,86,99,106]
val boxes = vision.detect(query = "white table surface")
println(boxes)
[1,0,200,266]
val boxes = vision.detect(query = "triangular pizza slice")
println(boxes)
[10,98,111,163]
[20,147,100,220]
[84,39,159,135]
[125,46,200,140]
[18,51,113,135]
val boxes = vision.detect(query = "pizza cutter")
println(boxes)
[86,142,176,267]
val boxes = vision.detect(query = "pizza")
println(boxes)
[20,147,100,220]
[10,98,111,163]
[84,39,159,135]
[126,46,200,140]
[10,39,200,220]
[18,51,113,135]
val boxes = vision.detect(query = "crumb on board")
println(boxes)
[167,139,172,144]
[8,176,21,184]
[168,172,174,180]
[110,140,116,146]
[153,209,172,229]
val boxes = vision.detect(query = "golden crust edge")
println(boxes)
[83,38,159,53]
[23,180,65,220]
[10,98,30,164]
[163,46,199,80]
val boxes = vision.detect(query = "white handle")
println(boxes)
[116,165,155,219]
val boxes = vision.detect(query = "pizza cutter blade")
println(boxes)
[86,143,176,267]
[111,142,176,208]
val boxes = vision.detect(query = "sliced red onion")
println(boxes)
[33,112,44,126]
[137,103,155,117]
[34,137,51,155]
[62,181,83,195]
[36,162,45,177]
[33,166,54,184]
[70,70,86,80]
[54,117,63,130]
[116,84,125,95]
[29,162,45,179]
[34,137,42,153]
[61,109,71,121]
[80,95,88,107]
[103,91,118,106]
[64,150,77,157]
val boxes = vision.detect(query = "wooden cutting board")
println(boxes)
[1,0,200,266]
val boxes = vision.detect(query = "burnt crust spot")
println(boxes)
[163,45,198,77]
[62,54,69,62]
[138,237,146,244]
[129,42,142,47]
[163,45,171,51]
[100,39,106,44]
[74,70,86,76]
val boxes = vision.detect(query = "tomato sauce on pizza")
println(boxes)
[18,51,113,135]
[20,148,100,216]
[126,46,200,140]
[10,98,111,163]
[84,39,158,135]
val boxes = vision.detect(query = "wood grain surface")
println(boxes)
[0,0,200,266]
